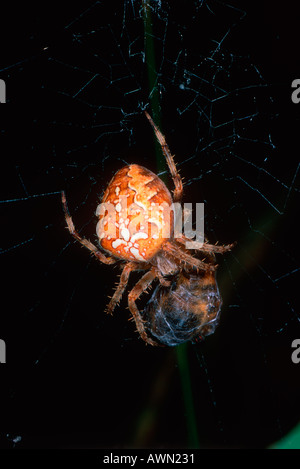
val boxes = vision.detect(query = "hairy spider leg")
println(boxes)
[163,240,216,272]
[128,268,162,346]
[145,111,183,203]
[106,261,138,315]
[61,191,116,265]
[176,235,236,254]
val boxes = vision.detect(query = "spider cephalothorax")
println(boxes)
[62,111,234,346]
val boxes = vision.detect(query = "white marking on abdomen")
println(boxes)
[120,227,130,241]
[130,247,145,261]
[128,180,148,212]
[148,218,162,230]
[112,239,127,249]
[130,232,148,243]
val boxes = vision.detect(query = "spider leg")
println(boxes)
[163,240,216,272]
[128,268,162,346]
[177,235,236,254]
[106,262,138,315]
[145,111,183,203]
[61,191,116,265]
[156,269,172,287]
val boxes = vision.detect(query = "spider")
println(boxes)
[61,111,234,346]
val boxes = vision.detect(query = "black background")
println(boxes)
[0,0,300,449]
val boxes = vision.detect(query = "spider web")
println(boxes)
[0,0,300,449]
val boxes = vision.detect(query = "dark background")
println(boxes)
[0,0,299,449]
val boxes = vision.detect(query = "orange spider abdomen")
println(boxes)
[96,164,173,261]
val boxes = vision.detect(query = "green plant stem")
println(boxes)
[176,343,200,448]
